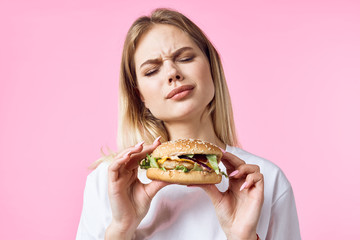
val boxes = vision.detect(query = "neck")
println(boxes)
[163,114,226,149]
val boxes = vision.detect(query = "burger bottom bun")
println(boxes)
[146,168,222,185]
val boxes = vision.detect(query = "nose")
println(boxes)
[166,62,183,84]
[169,74,182,83]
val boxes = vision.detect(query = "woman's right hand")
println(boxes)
[105,138,168,240]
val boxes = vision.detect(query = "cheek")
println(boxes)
[197,62,215,96]
[137,81,161,107]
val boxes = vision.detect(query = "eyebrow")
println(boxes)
[140,46,194,69]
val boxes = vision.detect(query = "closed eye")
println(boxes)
[177,55,194,63]
[144,68,158,76]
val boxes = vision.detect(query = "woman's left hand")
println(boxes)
[198,152,264,240]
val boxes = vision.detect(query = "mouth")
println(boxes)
[166,85,195,100]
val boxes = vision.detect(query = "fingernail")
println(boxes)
[135,140,145,147]
[153,136,161,144]
[240,182,248,191]
[124,150,131,157]
[219,147,226,154]
[229,170,239,178]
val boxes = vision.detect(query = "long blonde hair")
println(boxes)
[119,8,238,149]
[92,9,239,167]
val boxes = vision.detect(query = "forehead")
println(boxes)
[134,24,198,65]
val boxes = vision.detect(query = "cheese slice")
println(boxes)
[177,158,196,163]
[157,157,170,164]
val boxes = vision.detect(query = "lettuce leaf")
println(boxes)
[175,165,189,172]
[221,171,228,178]
[139,157,150,169]
[148,154,160,168]
[206,154,220,174]
[192,163,202,171]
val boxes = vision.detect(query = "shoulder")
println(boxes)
[226,145,283,173]
[226,146,292,198]
[226,146,280,170]
[77,162,112,239]
[85,162,109,201]
[87,161,110,181]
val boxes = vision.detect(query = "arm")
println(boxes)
[105,222,134,240]
[199,152,264,240]
[265,187,301,240]
[76,163,112,240]
[105,138,168,239]
[76,138,167,240]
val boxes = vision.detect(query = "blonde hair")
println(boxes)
[92,8,239,167]
[118,8,238,150]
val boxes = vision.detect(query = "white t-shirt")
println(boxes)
[76,146,301,240]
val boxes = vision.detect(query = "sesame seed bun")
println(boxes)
[147,139,223,185]
[152,139,222,161]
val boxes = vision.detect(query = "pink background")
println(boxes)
[1,0,359,239]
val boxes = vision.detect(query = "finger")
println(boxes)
[108,156,126,182]
[128,142,159,163]
[143,180,169,199]
[196,184,224,207]
[221,152,246,169]
[112,138,159,171]
[240,172,264,191]
[113,135,160,160]
[125,137,162,170]
[108,141,145,177]
[221,158,236,173]
[229,164,260,180]
[114,140,145,159]
[108,145,144,181]
[109,137,162,181]
[109,148,138,173]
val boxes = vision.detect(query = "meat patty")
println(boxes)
[160,160,194,170]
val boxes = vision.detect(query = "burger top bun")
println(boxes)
[152,139,222,160]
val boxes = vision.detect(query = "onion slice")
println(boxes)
[178,155,212,171]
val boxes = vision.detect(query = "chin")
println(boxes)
[156,101,212,123]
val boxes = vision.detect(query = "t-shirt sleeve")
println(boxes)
[265,186,301,240]
[76,163,112,240]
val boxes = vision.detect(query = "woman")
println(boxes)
[76,8,301,240]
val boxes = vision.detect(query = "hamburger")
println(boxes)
[139,139,226,185]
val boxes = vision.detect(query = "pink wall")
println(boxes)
[1,0,359,239]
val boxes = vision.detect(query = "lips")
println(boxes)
[166,85,195,99]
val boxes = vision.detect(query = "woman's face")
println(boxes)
[134,24,215,123]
